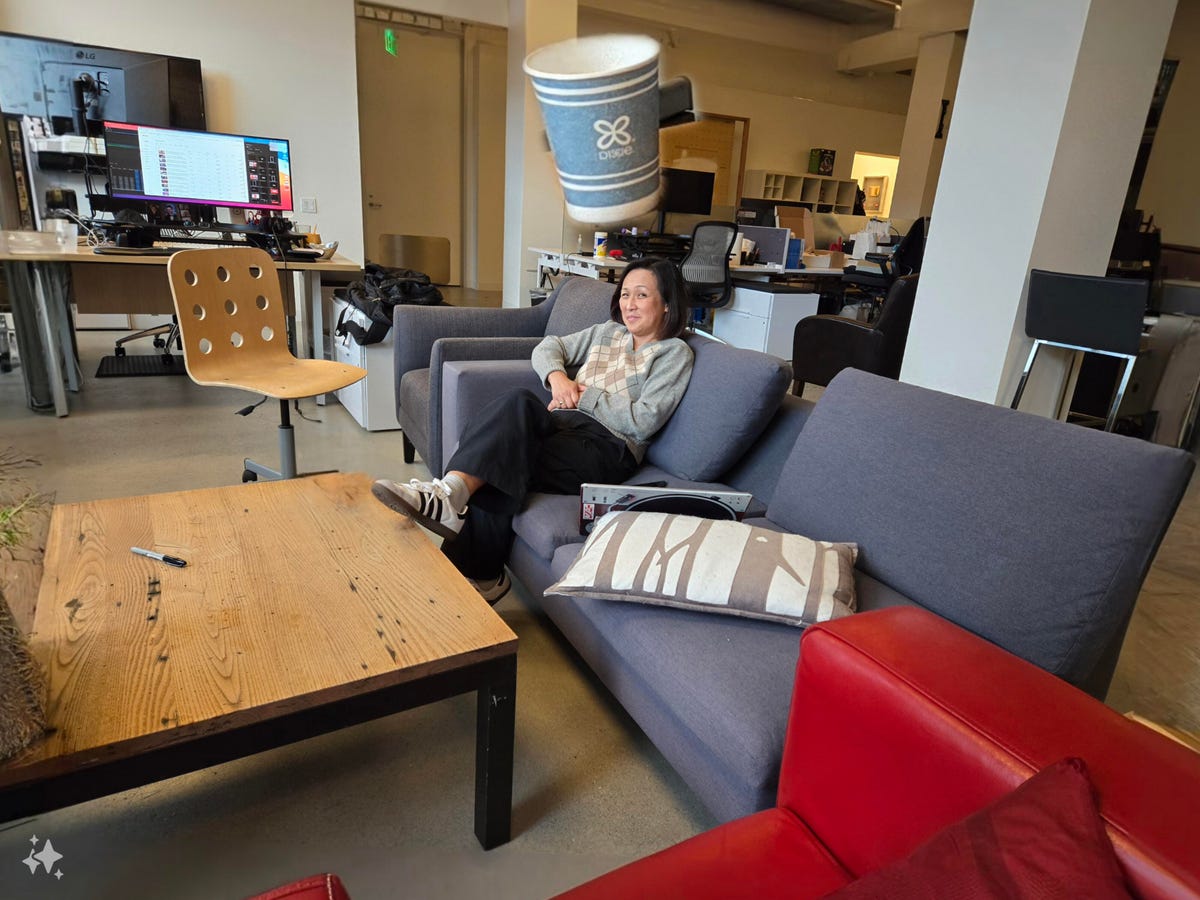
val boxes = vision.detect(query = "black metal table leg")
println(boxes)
[474,653,517,849]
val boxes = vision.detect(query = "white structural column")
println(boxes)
[502,0,577,307]
[901,0,1177,409]
[890,30,965,220]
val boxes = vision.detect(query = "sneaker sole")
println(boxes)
[371,482,462,542]
[479,573,512,605]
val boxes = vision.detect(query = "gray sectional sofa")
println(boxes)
[399,275,1195,823]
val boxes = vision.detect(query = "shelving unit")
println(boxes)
[743,168,859,215]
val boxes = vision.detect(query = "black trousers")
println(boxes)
[441,389,637,579]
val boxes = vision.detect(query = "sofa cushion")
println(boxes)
[554,808,853,899]
[546,541,806,821]
[545,277,617,336]
[646,335,792,482]
[826,758,1131,900]
[765,369,1195,689]
[514,493,588,561]
[548,512,858,627]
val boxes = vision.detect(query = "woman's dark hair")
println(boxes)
[610,256,689,341]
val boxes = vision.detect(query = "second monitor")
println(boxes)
[104,121,293,215]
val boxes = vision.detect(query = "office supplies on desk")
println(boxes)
[131,547,188,568]
[739,225,791,267]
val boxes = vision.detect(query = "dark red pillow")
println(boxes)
[824,758,1132,900]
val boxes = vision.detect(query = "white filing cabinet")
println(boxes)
[713,285,820,360]
[331,297,402,431]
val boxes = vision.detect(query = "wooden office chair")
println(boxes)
[167,247,366,481]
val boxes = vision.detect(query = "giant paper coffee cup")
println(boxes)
[524,34,661,225]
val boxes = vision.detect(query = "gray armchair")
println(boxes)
[393,276,616,476]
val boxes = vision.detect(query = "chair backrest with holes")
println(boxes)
[167,248,292,382]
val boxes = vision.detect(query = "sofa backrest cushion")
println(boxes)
[544,276,616,337]
[646,334,793,481]
[766,369,1194,689]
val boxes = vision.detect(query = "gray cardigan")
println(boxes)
[532,321,694,461]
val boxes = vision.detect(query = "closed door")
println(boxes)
[356,19,462,283]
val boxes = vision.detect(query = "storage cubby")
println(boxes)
[743,169,860,216]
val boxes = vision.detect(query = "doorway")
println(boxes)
[355,10,505,294]
[851,152,900,218]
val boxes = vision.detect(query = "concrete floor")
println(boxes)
[0,332,712,900]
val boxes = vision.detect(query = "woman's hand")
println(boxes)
[547,371,585,411]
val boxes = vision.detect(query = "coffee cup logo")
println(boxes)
[594,116,635,160]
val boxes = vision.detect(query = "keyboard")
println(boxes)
[93,244,177,256]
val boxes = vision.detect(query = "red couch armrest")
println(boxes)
[247,873,351,900]
[779,608,1200,898]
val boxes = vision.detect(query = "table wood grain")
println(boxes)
[2,473,516,777]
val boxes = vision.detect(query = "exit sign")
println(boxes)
[384,28,397,56]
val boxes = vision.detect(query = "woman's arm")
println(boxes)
[533,323,614,409]
[531,323,612,386]
[577,340,694,443]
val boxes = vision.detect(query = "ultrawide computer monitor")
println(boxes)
[103,121,293,212]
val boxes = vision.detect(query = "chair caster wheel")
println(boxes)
[242,469,258,483]
[153,338,167,350]
[114,347,127,357]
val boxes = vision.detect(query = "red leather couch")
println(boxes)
[556,607,1200,899]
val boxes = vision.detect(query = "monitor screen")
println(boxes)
[661,167,714,216]
[103,121,293,212]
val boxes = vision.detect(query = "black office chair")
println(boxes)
[1010,269,1149,432]
[679,221,738,328]
[113,316,181,361]
[841,217,928,310]
[791,274,919,396]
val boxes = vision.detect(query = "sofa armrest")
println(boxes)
[441,359,547,470]
[421,337,544,475]
[780,607,1200,895]
[791,315,879,388]
[392,304,551,386]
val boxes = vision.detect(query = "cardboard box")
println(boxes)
[803,250,846,269]
[776,206,815,252]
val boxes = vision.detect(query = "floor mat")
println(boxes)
[96,354,188,377]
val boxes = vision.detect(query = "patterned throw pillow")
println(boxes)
[546,512,858,627]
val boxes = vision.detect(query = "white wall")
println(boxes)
[0,0,365,264]
[1138,0,1200,247]
[578,10,909,180]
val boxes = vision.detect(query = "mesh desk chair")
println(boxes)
[679,221,738,329]
[168,248,366,481]
[1010,269,1149,432]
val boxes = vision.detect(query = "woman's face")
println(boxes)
[619,269,668,347]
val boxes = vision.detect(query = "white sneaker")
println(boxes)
[372,477,466,540]
[469,571,511,605]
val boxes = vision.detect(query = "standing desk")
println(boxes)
[1,244,360,416]
[531,247,628,287]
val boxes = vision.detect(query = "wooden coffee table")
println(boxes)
[0,473,518,848]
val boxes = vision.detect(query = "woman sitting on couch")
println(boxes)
[372,256,695,602]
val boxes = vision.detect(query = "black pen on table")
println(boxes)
[131,546,188,568]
